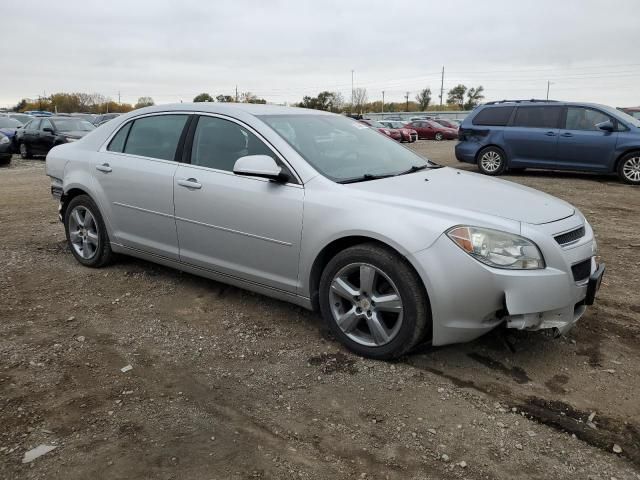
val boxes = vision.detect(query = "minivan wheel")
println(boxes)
[618,153,640,185]
[64,195,113,267]
[19,143,32,159]
[319,243,430,360]
[477,147,507,176]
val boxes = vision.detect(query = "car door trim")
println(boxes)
[174,214,293,246]
[112,201,174,219]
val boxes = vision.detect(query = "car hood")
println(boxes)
[0,128,17,137]
[347,167,575,225]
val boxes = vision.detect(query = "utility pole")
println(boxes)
[118,91,121,104]
[440,66,445,106]
[546,81,553,100]
[351,70,354,111]
[235,85,239,102]
[382,91,385,114]
[405,92,410,112]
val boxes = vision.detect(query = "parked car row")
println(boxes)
[17,116,96,159]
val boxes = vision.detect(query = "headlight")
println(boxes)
[0,136,9,145]
[447,226,545,270]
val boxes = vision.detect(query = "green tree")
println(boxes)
[447,84,467,110]
[216,94,235,103]
[134,96,155,109]
[193,93,214,102]
[464,86,485,110]
[415,88,432,111]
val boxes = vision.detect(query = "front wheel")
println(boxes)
[434,132,444,141]
[64,195,114,267]
[618,153,640,185]
[477,146,507,176]
[19,142,32,159]
[319,243,431,360]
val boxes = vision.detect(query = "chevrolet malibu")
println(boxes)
[45,104,605,359]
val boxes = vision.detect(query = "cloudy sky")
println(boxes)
[2,0,639,109]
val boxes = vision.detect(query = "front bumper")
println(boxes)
[412,215,600,346]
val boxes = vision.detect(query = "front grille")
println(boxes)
[555,226,585,246]
[571,259,591,282]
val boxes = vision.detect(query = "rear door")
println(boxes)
[38,118,56,154]
[503,105,563,167]
[94,113,190,260]
[173,114,304,293]
[556,106,619,171]
[23,119,41,152]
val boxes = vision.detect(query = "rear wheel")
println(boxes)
[434,132,444,141]
[64,195,114,267]
[19,142,32,159]
[477,146,507,176]
[617,152,640,185]
[319,243,430,360]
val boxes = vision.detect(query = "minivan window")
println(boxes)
[190,116,278,172]
[123,115,188,161]
[565,107,611,131]
[472,106,514,126]
[512,106,562,129]
[107,122,132,152]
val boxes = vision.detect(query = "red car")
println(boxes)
[432,118,460,130]
[358,119,402,141]
[379,120,418,142]
[403,120,458,141]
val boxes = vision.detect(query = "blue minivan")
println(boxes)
[455,100,640,184]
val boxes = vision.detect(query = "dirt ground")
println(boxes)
[1,142,639,480]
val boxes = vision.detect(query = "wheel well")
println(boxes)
[308,236,420,312]
[60,188,89,220]
[614,149,640,172]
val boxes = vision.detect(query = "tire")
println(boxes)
[477,146,507,176]
[64,195,114,268]
[319,243,431,360]
[617,152,640,185]
[19,142,32,159]
[434,132,444,141]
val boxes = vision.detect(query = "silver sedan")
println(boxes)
[45,103,604,359]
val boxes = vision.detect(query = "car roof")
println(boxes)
[128,103,333,117]
[481,99,613,110]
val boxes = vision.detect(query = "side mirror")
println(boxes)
[43,127,54,134]
[596,120,614,132]
[233,155,289,182]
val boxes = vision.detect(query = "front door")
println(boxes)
[93,113,190,260]
[556,106,619,171]
[174,115,304,293]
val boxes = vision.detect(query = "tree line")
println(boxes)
[193,92,266,104]
[12,93,158,114]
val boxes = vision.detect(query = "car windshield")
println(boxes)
[364,120,387,129]
[605,106,640,128]
[10,114,31,125]
[386,121,406,128]
[0,117,22,128]
[52,119,96,132]
[259,114,431,182]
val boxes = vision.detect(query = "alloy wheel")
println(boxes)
[480,150,502,173]
[435,133,443,141]
[329,263,403,347]
[68,206,99,259]
[19,143,27,159]
[622,156,640,183]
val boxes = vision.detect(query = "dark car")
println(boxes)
[0,132,12,164]
[93,113,121,126]
[358,119,403,141]
[455,99,640,185]
[379,120,418,142]
[404,120,458,140]
[0,117,23,151]
[17,116,95,159]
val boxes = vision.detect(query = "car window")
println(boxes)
[107,122,132,152]
[512,106,562,129]
[472,106,515,126]
[190,116,278,173]
[41,119,53,131]
[565,107,611,131]
[124,115,188,161]
[30,119,41,130]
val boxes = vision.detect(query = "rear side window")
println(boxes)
[565,107,610,131]
[107,122,132,152]
[190,116,277,172]
[512,106,562,129]
[472,106,514,126]
[124,115,188,161]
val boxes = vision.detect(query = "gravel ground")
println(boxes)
[1,144,639,480]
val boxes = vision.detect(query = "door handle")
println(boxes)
[545,131,557,136]
[561,132,573,137]
[177,178,202,189]
[96,163,112,173]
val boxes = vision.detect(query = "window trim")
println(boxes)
[181,113,302,186]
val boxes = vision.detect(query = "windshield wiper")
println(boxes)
[337,173,397,184]
[396,163,443,176]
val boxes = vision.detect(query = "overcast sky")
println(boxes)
[2,0,639,109]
